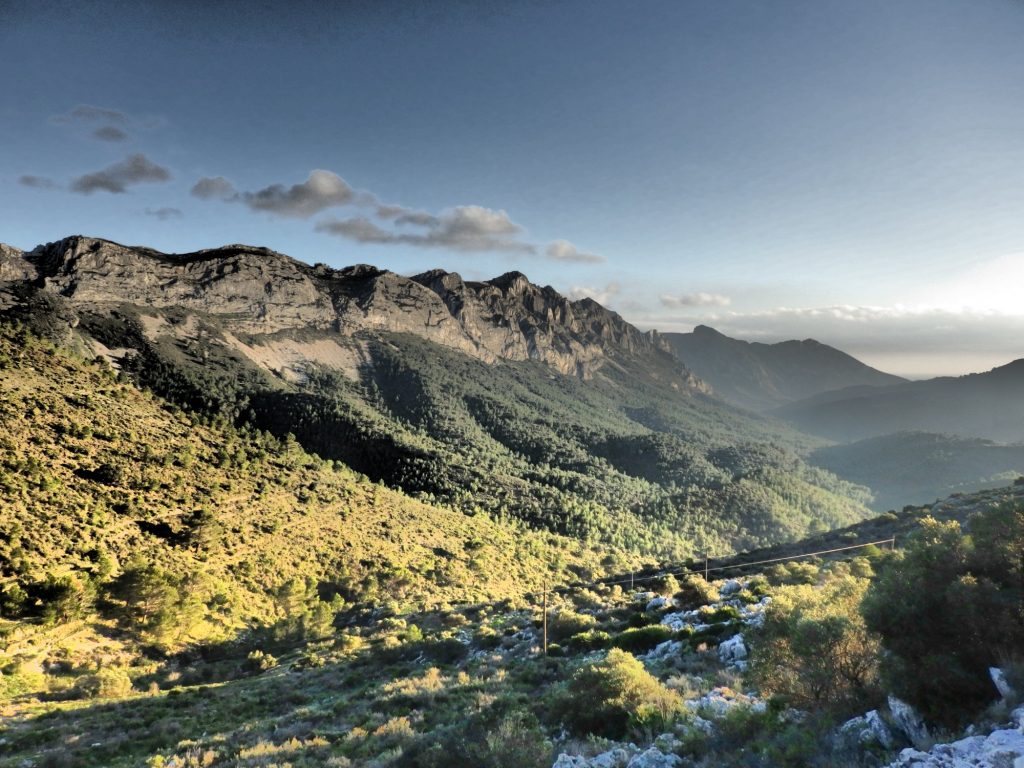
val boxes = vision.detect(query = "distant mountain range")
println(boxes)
[777,358,1024,444]
[663,325,905,412]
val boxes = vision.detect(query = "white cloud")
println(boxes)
[659,291,731,308]
[191,167,606,261]
[317,205,535,253]
[241,170,355,218]
[569,282,620,306]
[545,239,605,264]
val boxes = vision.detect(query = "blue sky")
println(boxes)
[3,0,1024,377]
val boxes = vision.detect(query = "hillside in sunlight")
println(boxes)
[0,321,612,645]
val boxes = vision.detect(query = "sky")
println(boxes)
[3,0,1024,378]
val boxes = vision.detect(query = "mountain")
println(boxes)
[776,359,1024,443]
[809,431,1024,511]
[662,325,905,412]
[0,236,873,558]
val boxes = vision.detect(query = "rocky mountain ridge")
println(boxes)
[0,235,699,385]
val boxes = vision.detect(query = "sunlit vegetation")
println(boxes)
[862,501,1024,726]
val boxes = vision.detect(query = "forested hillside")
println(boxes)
[0,236,876,558]
[0,322,610,643]
[810,431,1024,511]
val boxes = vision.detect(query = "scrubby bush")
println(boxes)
[243,650,278,673]
[612,624,674,653]
[76,666,133,699]
[401,704,550,768]
[547,609,597,643]
[568,629,612,652]
[862,504,1024,726]
[674,575,718,609]
[556,648,682,738]
[750,574,880,718]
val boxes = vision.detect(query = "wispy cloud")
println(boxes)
[70,153,171,194]
[190,176,237,201]
[192,168,605,262]
[569,282,620,305]
[545,239,605,264]
[50,104,143,142]
[191,170,354,218]
[93,125,129,142]
[318,206,535,253]
[18,175,59,190]
[659,291,731,308]
[51,104,130,125]
[143,207,183,220]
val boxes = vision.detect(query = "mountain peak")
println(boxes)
[693,324,727,337]
[487,270,531,292]
[663,326,904,411]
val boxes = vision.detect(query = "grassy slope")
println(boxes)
[0,323,614,636]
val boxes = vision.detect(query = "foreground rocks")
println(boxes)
[887,710,1024,767]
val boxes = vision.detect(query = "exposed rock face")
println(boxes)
[886,713,1024,767]
[26,236,335,333]
[2,235,706,386]
[0,243,35,282]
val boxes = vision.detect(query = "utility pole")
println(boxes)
[542,577,548,656]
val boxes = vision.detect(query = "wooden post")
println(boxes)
[542,577,548,656]
[704,553,709,582]
[630,571,634,590]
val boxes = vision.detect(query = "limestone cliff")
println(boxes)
[0,235,706,389]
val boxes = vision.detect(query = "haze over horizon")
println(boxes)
[3,0,1024,378]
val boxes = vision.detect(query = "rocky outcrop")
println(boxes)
[25,236,336,333]
[1,235,707,385]
[886,708,1024,767]
[0,243,35,282]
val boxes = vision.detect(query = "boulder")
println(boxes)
[718,634,748,670]
[719,579,743,596]
[590,748,633,768]
[837,710,894,751]
[992,667,1015,701]
[553,754,590,768]
[641,640,682,663]
[884,723,1024,767]
[625,747,682,768]
[888,695,930,749]
[646,596,673,612]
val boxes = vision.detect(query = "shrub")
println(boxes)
[612,624,674,653]
[674,575,718,609]
[547,609,597,643]
[568,629,612,652]
[557,648,682,738]
[244,650,278,673]
[862,505,1024,726]
[77,667,133,699]
[750,574,880,718]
